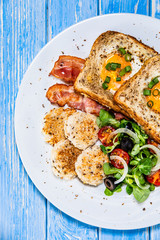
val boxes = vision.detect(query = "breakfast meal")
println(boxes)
[42,30,160,203]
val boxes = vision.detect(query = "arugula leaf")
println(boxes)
[120,119,131,128]
[104,188,113,196]
[114,172,122,180]
[116,188,122,193]
[131,143,140,156]
[139,149,151,158]
[132,124,148,146]
[104,183,123,197]
[133,187,150,203]
[138,158,153,175]
[151,156,157,167]
[120,119,148,146]
[100,141,119,154]
[114,183,123,192]
[126,185,133,195]
[100,145,107,154]
[149,184,155,191]
[130,160,139,166]
[96,117,102,128]
[125,178,134,185]
[98,109,120,128]
[103,163,123,175]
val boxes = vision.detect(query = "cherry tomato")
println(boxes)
[146,170,160,186]
[147,138,159,154]
[98,126,116,147]
[110,148,130,169]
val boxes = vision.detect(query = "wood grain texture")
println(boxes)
[47,1,99,239]
[47,203,98,240]
[100,0,149,15]
[0,0,46,239]
[48,0,98,40]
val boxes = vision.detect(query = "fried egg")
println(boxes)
[101,53,141,94]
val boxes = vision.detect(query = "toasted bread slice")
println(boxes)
[74,31,157,113]
[114,54,160,143]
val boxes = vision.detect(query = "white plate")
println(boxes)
[15,13,160,230]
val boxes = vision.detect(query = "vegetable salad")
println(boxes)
[97,109,160,203]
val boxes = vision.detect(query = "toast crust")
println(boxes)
[114,54,160,143]
[74,31,157,114]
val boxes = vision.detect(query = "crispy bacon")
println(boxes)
[49,55,85,83]
[113,112,127,121]
[46,84,107,116]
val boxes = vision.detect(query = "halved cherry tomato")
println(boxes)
[98,126,116,147]
[147,138,159,154]
[146,170,160,186]
[110,148,130,169]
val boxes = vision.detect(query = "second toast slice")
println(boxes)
[114,54,160,143]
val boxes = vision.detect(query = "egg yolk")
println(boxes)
[101,54,132,91]
[146,81,160,113]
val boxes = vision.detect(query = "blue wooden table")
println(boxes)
[1,0,160,239]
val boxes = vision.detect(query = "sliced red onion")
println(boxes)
[110,156,128,184]
[140,144,160,172]
[108,128,139,144]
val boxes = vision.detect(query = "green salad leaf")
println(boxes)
[120,119,148,146]
[97,109,120,128]
[104,183,123,196]
[104,188,113,196]
[97,112,157,203]
[133,187,150,203]
[100,141,119,154]
[131,143,140,156]
[149,184,155,191]
[138,158,153,175]
[126,185,133,195]
[103,163,123,175]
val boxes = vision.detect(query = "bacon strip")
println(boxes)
[113,112,127,121]
[46,84,108,116]
[49,55,85,83]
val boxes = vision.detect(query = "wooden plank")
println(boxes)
[47,0,99,239]
[99,0,150,239]
[47,203,98,239]
[99,228,149,240]
[149,1,160,239]
[100,0,149,15]
[0,0,46,239]
[48,0,98,40]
